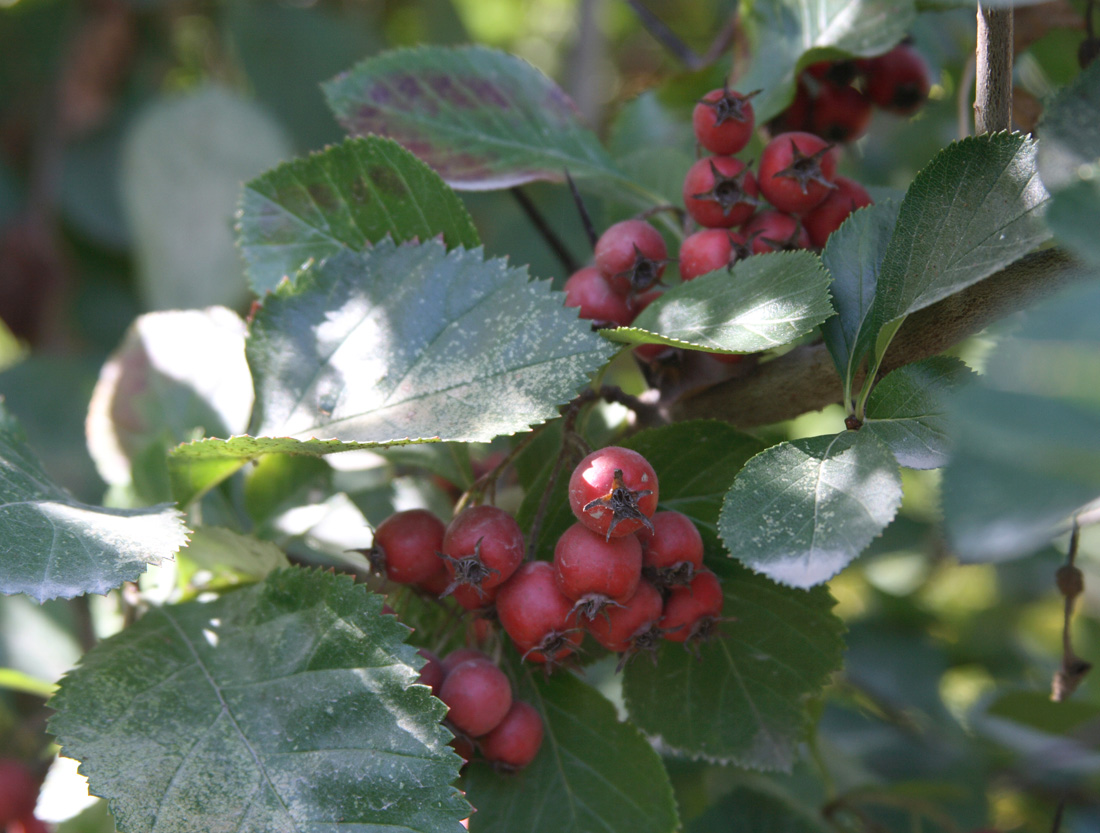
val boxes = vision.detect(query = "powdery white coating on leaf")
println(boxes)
[719,430,902,589]
[48,568,470,833]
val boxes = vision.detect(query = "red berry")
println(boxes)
[0,760,38,824]
[757,132,838,214]
[365,509,446,585]
[682,156,759,229]
[775,80,814,133]
[637,510,705,587]
[441,648,492,676]
[679,229,752,281]
[692,87,758,155]
[417,566,451,597]
[863,43,931,115]
[803,176,874,247]
[438,657,513,738]
[742,211,810,254]
[585,579,664,662]
[810,81,873,143]
[417,649,446,696]
[660,570,724,645]
[563,266,636,328]
[496,561,582,665]
[553,522,643,620]
[441,505,524,597]
[479,700,544,771]
[806,59,859,87]
[451,579,500,613]
[594,220,667,295]
[568,446,659,539]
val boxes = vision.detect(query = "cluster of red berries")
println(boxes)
[774,42,932,144]
[0,759,45,833]
[369,445,725,674]
[415,648,543,771]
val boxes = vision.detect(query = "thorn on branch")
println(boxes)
[565,169,599,252]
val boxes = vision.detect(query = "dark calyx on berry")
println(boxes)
[582,468,655,540]
[698,86,759,125]
[441,537,500,598]
[692,161,759,217]
[616,244,666,294]
[774,139,837,195]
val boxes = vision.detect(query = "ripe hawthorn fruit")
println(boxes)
[803,176,874,247]
[553,522,643,621]
[585,579,664,666]
[365,509,446,585]
[810,80,873,143]
[496,561,583,666]
[416,649,446,696]
[438,657,513,738]
[568,446,658,539]
[742,211,810,254]
[660,570,725,646]
[0,760,38,824]
[862,43,931,115]
[563,265,636,328]
[441,648,492,676]
[692,87,758,155]
[757,131,838,214]
[594,219,667,295]
[441,505,524,597]
[682,156,759,229]
[678,229,752,281]
[479,700,544,771]
[451,579,500,613]
[636,510,705,587]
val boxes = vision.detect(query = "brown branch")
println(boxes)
[670,249,1081,429]
[975,4,1015,133]
[1053,522,1091,701]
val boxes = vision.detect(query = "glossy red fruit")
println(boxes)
[692,87,758,155]
[496,561,583,665]
[805,59,859,86]
[803,176,874,247]
[441,648,492,676]
[441,505,524,597]
[563,265,636,328]
[863,43,931,115]
[568,446,659,539]
[679,229,752,281]
[479,700,544,771]
[553,522,643,620]
[810,81,873,143]
[776,80,814,132]
[682,156,759,229]
[366,509,446,585]
[0,760,38,824]
[636,510,705,587]
[451,580,500,613]
[417,649,446,696]
[417,566,451,597]
[594,219,667,295]
[660,570,724,644]
[757,132,838,214]
[585,579,664,660]
[742,211,810,254]
[438,657,513,738]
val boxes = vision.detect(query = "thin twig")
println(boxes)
[624,0,703,69]
[1051,798,1066,833]
[565,169,599,252]
[1053,521,1091,701]
[975,3,1014,133]
[510,187,579,274]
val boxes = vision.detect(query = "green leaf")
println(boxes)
[603,251,834,353]
[942,279,1100,562]
[121,85,292,310]
[49,567,469,833]
[856,133,1051,368]
[238,136,481,294]
[1037,60,1100,264]
[736,0,917,122]
[863,357,975,470]
[719,430,903,588]
[170,240,614,501]
[820,200,901,396]
[180,526,290,581]
[623,557,844,769]
[985,690,1100,736]
[323,46,624,191]
[0,403,189,603]
[463,667,678,833]
[687,783,831,832]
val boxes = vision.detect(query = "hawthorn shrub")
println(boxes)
[1,1,1099,832]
